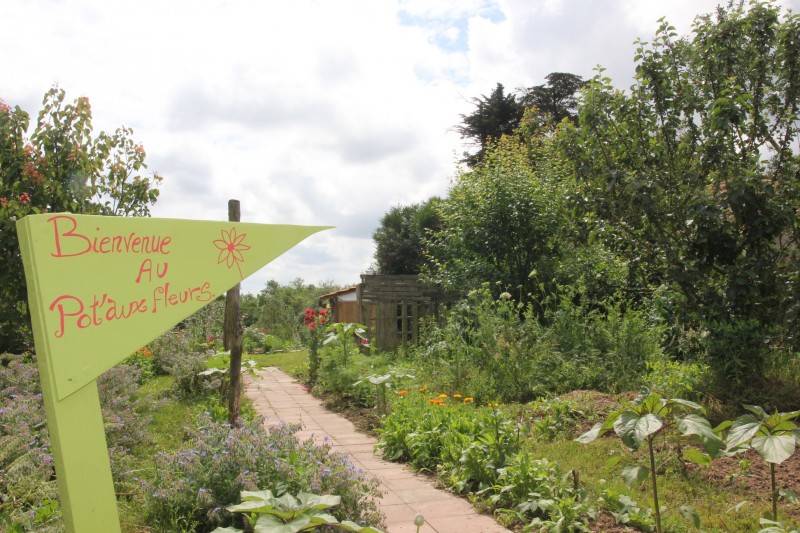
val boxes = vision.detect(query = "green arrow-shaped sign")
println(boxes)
[17,213,330,532]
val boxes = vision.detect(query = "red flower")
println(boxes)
[0,197,6,206]
[19,192,30,205]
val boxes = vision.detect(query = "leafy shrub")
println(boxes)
[0,353,58,531]
[645,353,709,400]
[212,490,381,533]
[0,353,148,530]
[140,413,383,532]
[243,326,283,354]
[379,390,594,529]
[148,329,195,375]
[147,329,213,398]
[97,364,149,451]
[412,286,660,403]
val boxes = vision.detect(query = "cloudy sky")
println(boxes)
[4,0,799,294]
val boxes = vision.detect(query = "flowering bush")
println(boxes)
[140,413,383,532]
[302,308,329,386]
[0,353,149,530]
[147,329,213,398]
[124,346,156,382]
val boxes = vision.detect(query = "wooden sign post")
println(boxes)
[16,213,329,532]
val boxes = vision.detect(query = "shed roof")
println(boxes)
[318,286,357,300]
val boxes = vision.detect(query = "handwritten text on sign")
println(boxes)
[46,215,215,338]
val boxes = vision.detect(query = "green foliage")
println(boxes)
[243,325,283,354]
[140,413,383,532]
[597,483,656,532]
[645,353,709,400]
[412,285,661,402]
[302,307,329,387]
[560,2,800,392]
[379,391,594,529]
[315,322,372,401]
[455,83,524,166]
[0,352,148,530]
[576,392,721,533]
[518,72,586,125]
[354,371,414,416]
[250,279,341,346]
[211,489,382,533]
[371,198,441,275]
[724,404,800,521]
[0,88,162,352]
[426,136,569,300]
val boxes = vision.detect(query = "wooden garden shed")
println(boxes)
[317,286,359,324]
[319,275,447,352]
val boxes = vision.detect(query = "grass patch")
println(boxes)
[250,349,307,375]
[204,349,308,376]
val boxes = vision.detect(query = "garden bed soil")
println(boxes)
[698,447,800,521]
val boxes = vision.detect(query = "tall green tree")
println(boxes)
[455,83,524,166]
[372,198,441,275]
[0,87,162,352]
[560,2,800,390]
[519,72,586,125]
[426,134,571,300]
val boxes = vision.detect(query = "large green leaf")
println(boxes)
[307,513,339,527]
[254,514,311,533]
[668,398,703,413]
[621,464,650,486]
[678,414,723,455]
[743,405,768,419]
[227,499,277,514]
[682,447,713,466]
[752,434,796,464]
[615,412,662,451]
[339,521,384,532]
[679,504,700,528]
[726,414,761,450]
[296,493,340,510]
[575,422,604,443]
[778,410,800,422]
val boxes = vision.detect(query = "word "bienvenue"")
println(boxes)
[48,215,171,257]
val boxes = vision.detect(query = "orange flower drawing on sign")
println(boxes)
[213,227,251,278]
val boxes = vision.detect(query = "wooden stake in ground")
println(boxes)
[224,199,244,426]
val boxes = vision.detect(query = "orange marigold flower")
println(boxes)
[397,390,408,396]
[438,394,448,399]
[419,387,427,392]
[463,397,474,403]
[453,394,462,398]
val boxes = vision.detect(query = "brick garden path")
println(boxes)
[245,367,511,533]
